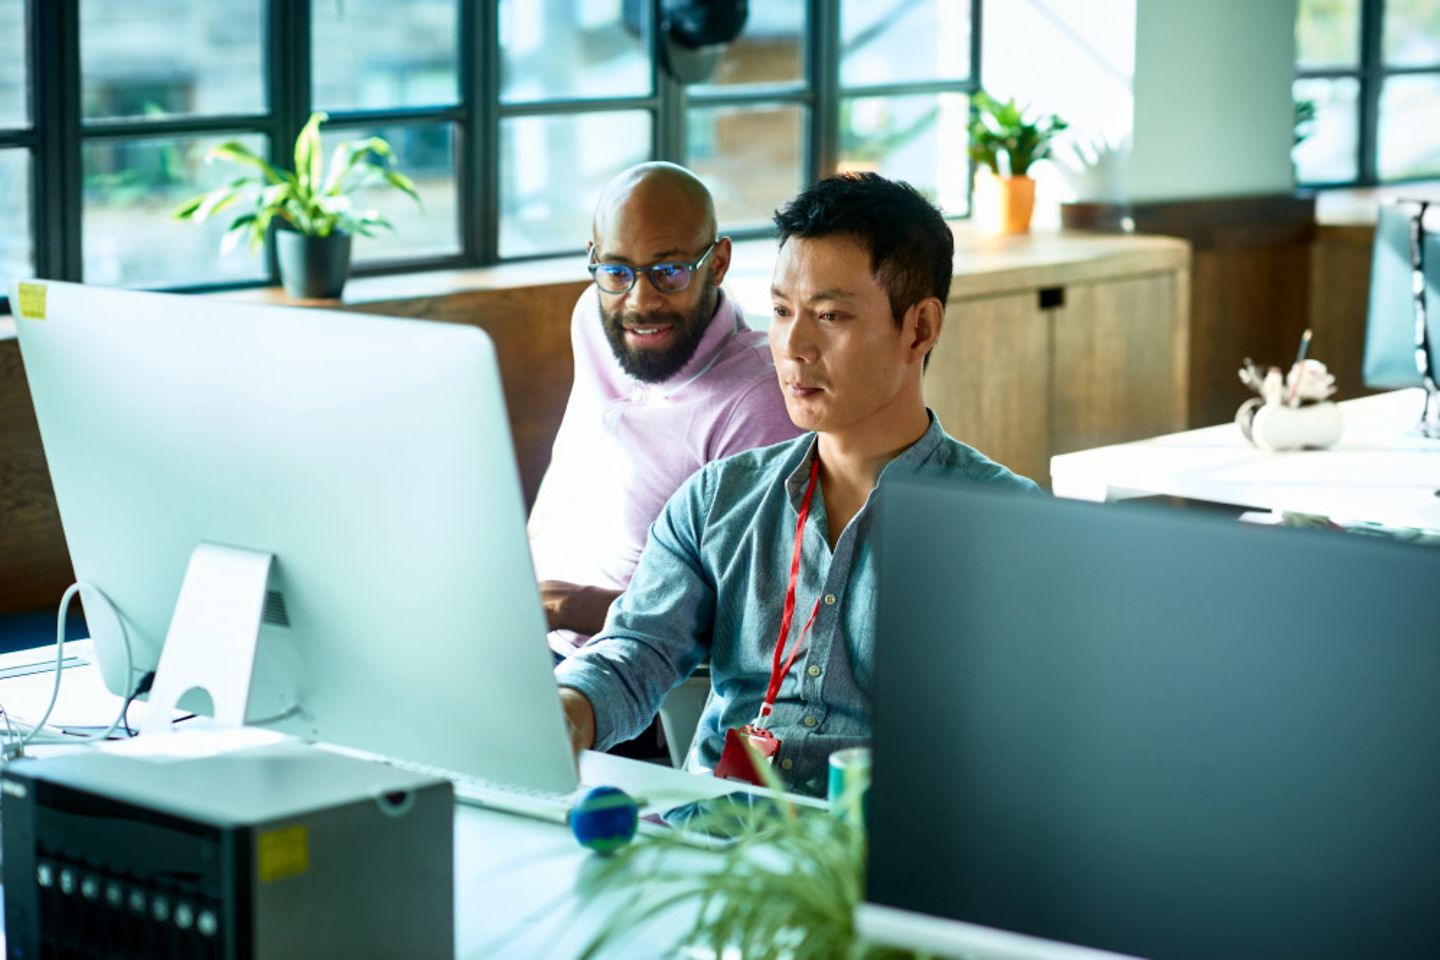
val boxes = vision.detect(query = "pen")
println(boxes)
[1283,328,1312,406]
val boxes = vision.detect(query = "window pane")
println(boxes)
[841,0,971,88]
[1296,0,1361,70]
[313,0,458,111]
[839,93,970,216]
[1385,0,1440,67]
[1292,77,1359,183]
[500,111,651,258]
[322,122,459,263]
[691,1,804,90]
[0,150,33,280]
[82,133,268,287]
[687,103,805,229]
[0,0,26,127]
[1379,74,1440,180]
[500,0,650,104]
[81,0,264,121]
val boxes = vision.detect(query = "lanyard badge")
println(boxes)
[715,457,823,786]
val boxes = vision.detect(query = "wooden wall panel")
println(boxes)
[1186,240,1312,428]
[0,340,75,613]
[1052,272,1188,455]
[930,290,1052,486]
[1064,195,1315,429]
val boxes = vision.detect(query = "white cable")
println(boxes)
[11,581,136,757]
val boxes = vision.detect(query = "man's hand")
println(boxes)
[539,580,621,634]
[558,686,597,756]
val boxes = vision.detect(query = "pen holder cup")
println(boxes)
[1236,400,1342,452]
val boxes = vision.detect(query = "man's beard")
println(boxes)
[600,280,718,384]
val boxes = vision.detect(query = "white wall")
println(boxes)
[982,0,1298,205]
[1130,0,1298,200]
[983,0,1136,217]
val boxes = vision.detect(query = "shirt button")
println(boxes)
[780,758,794,771]
[823,593,837,606]
[802,715,817,728]
[806,664,822,678]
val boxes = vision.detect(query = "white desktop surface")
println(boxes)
[456,752,725,959]
[1050,389,1440,530]
[0,654,775,959]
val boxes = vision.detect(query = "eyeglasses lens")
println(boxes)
[650,265,691,293]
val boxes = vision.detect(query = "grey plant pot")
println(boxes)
[276,229,353,300]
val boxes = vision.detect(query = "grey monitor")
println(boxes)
[861,480,1440,960]
[1362,199,1440,434]
[8,278,577,795]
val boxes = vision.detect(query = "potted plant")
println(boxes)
[173,112,419,299]
[569,755,912,960]
[968,91,1068,234]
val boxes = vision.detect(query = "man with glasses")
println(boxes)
[528,162,799,660]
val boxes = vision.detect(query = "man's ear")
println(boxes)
[708,236,734,286]
[906,297,944,364]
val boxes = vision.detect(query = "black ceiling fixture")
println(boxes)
[661,0,748,84]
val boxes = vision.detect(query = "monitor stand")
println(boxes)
[140,543,273,734]
[1421,383,1440,439]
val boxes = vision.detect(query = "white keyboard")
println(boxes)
[385,756,581,824]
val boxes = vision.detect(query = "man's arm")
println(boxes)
[553,467,717,752]
[539,580,621,634]
[559,686,596,754]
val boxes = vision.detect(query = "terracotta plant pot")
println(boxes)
[973,170,1037,235]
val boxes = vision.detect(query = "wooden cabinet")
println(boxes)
[928,232,1191,487]
[928,290,1051,484]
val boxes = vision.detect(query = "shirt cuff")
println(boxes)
[554,653,630,751]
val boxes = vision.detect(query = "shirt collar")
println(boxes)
[783,410,945,513]
[653,288,743,394]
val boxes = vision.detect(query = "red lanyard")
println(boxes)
[757,455,823,725]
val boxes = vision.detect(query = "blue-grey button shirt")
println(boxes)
[554,412,1039,796]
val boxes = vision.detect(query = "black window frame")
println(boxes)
[1295,0,1440,189]
[3,0,983,312]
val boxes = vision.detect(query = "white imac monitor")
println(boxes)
[7,278,577,794]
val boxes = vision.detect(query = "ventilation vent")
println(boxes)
[263,590,291,628]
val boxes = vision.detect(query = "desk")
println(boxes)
[455,752,725,958]
[1050,388,1440,531]
[0,655,763,959]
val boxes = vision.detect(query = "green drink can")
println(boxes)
[827,746,872,821]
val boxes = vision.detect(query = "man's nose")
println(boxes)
[779,313,817,362]
[625,271,667,314]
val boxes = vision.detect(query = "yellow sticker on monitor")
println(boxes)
[257,825,309,883]
[16,282,46,321]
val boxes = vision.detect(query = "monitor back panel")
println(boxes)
[871,483,1440,960]
[9,279,577,794]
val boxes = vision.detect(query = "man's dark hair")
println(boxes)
[771,172,954,327]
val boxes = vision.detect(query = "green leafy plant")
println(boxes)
[1294,98,1318,148]
[573,757,922,960]
[172,111,419,255]
[968,91,1069,178]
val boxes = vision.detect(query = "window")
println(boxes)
[5,0,980,306]
[1295,0,1440,186]
[1,0,34,282]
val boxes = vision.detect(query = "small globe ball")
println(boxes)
[569,785,639,854]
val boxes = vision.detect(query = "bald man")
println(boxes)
[528,162,800,658]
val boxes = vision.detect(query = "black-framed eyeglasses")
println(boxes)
[587,240,719,295]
